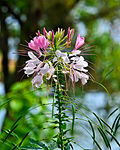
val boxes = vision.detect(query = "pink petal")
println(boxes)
[75,34,85,50]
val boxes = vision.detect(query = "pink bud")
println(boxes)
[67,27,70,42]
[37,30,40,37]
[43,27,46,36]
[73,34,84,52]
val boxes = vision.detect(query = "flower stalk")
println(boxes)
[20,27,90,149]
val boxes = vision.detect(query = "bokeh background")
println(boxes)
[0,0,120,149]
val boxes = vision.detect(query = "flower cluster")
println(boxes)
[23,28,89,88]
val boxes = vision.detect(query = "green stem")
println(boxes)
[58,94,64,150]
[56,66,64,150]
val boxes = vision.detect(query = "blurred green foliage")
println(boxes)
[0,80,56,149]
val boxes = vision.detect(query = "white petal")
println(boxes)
[40,63,49,74]
[62,56,70,63]
[28,51,37,59]
[55,50,67,57]
[55,50,62,57]
[69,50,81,57]
[53,57,57,62]
[24,68,34,75]
[32,75,43,88]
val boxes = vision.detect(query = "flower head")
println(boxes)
[22,27,90,88]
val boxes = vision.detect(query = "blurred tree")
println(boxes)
[0,0,79,93]
[0,0,120,93]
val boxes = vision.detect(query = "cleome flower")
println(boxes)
[22,28,90,88]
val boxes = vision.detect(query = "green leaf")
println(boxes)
[93,81,110,99]
[29,138,48,150]
[93,139,102,150]
[88,120,95,139]
[0,98,13,108]
[70,143,74,150]
[19,132,29,146]
[101,66,113,83]
[108,108,118,118]
[112,114,120,130]
[97,127,111,149]
[52,93,55,118]
[61,123,66,130]
[106,130,120,147]
[20,146,42,149]
[64,143,70,150]
[93,112,103,128]
[71,105,75,135]
[48,142,58,150]
[100,118,113,132]
[3,124,18,143]
[11,116,23,129]
[12,145,18,150]
[113,115,120,136]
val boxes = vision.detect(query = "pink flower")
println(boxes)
[28,35,50,53]
[73,34,84,52]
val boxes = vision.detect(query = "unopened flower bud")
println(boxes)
[43,27,46,36]
[37,30,40,37]
[67,27,70,42]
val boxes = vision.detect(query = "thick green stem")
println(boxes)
[58,88,64,150]
[55,65,65,150]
